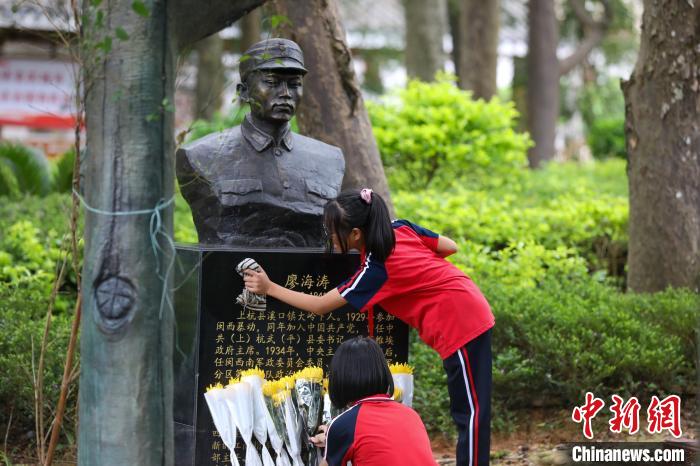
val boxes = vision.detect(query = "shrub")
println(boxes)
[588,116,627,159]
[0,279,77,440]
[175,190,198,243]
[367,75,531,190]
[578,78,627,159]
[53,149,77,193]
[392,163,629,286]
[488,280,697,406]
[411,280,698,436]
[0,142,53,196]
[0,194,78,447]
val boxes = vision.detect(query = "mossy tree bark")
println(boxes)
[271,0,394,213]
[79,1,264,464]
[79,1,175,463]
[622,0,700,292]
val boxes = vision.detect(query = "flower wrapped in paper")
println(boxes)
[223,378,263,466]
[321,377,343,425]
[390,363,414,407]
[261,380,293,466]
[240,368,276,466]
[293,367,324,466]
[263,378,303,466]
[205,383,240,466]
[393,386,403,403]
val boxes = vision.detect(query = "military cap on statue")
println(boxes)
[239,38,308,79]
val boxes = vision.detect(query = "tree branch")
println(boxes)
[172,0,268,51]
[558,0,612,76]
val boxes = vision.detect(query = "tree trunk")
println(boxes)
[447,0,462,86]
[79,1,265,463]
[240,7,262,52]
[512,55,528,132]
[526,0,558,168]
[525,0,612,168]
[457,0,500,99]
[362,50,385,94]
[270,0,394,213]
[622,1,700,293]
[194,34,225,120]
[403,0,447,82]
[79,0,174,464]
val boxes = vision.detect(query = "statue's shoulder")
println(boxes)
[293,133,343,157]
[292,133,344,160]
[177,126,243,160]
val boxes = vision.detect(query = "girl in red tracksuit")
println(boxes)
[245,188,495,466]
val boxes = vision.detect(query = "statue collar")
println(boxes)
[242,115,294,153]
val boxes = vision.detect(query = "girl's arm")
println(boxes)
[436,235,458,257]
[244,269,347,316]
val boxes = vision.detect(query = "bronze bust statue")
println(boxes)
[176,38,345,247]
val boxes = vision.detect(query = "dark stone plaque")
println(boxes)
[173,245,409,466]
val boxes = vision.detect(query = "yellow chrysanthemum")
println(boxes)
[389,363,413,375]
[322,378,329,395]
[240,367,266,380]
[393,386,403,401]
[295,366,323,381]
[206,382,224,392]
[226,377,239,388]
[280,375,296,389]
[262,379,287,398]
[272,389,291,406]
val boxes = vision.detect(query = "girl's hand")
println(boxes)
[310,424,327,448]
[243,268,272,295]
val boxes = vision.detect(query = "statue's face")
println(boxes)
[246,70,303,123]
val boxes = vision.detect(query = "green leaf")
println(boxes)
[95,10,104,27]
[97,36,112,54]
[269,14,291,29]
[90,0,103,5]
[115,27,129,41]
[131,0,150,17]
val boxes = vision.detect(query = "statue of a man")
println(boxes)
[176,38,345,247]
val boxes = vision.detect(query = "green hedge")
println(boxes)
[368,75,531,190]
[0,194,79,440]
[411,282,698,436]
[0,281,77,436]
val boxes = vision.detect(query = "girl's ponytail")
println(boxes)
[362,189,395,262]
[323,188,395,262]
